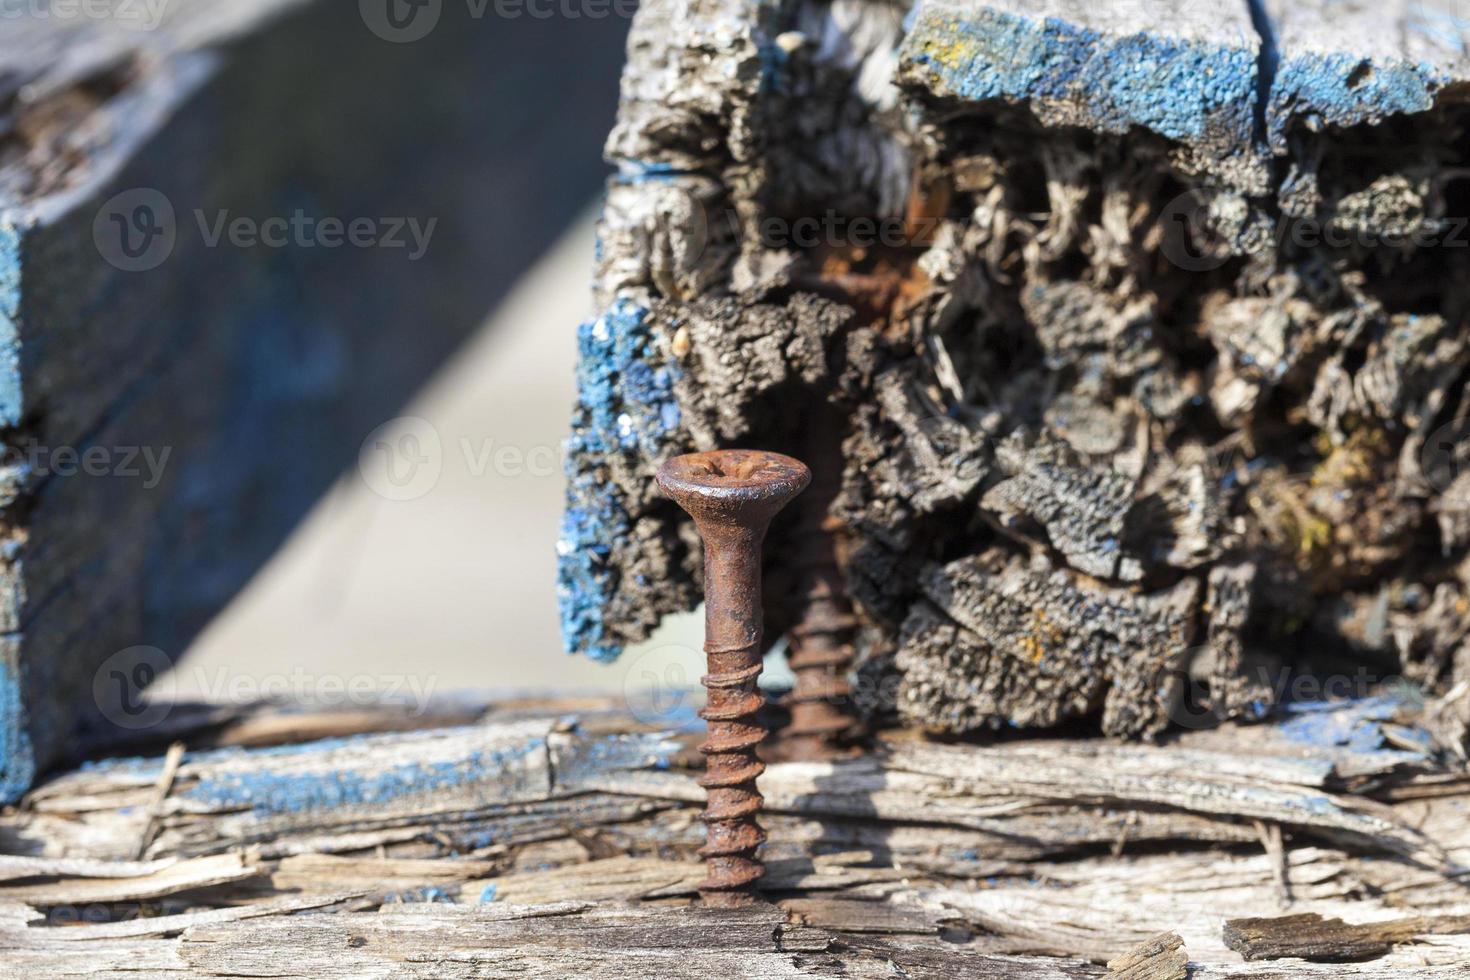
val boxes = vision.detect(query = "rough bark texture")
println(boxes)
[560,0,1470,741]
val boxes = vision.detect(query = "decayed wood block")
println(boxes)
[1224,911,1470,963]
[559,0,1470,742]
[0,1,628,801]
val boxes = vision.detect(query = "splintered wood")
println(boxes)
[3,695,1470,975]
[559,0,1470,748]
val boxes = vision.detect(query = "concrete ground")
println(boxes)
[174,210,735,710]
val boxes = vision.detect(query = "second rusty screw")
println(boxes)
[778,409,859,761]
[657,448,810,907]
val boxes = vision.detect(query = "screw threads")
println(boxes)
[778,412,859,761]
[782,517,859,757]
[697,649,767,905]
[656,449,810,908]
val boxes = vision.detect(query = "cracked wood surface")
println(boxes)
[2,695,1470,974]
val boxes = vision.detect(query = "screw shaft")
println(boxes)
[656,450,810,907]
[697,524,769,905]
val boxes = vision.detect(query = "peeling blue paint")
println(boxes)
[0,654,34,803]
[478,883,498,904]
[557,492,630,664]
[615,161,694,185]
[183,738,544,815]
[1268,53,1448,148]
[757,33,790,94]
[557,298,681,662]
[1279,694,1425,760]
[80,733,407,779]
[901,8,1259,148]
[0,222,23,428]
[555,731,680,784]
[389,886,455,904]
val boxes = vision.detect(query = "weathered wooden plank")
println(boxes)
[0,853,254,906]
[585,733,1441,866]
[1,893,348,940]
[4,701,1470,974]
[178,904,1108,979]
[883,738,1438,863]
[0,854,175,883]
[6,704,1455,895]
[924,844,1470,966]
[1262,0,1470,149]
[0,936,190,977]
[7,899,1467,978]
[8,721,676,860]
[898,0,1266,187]
[267,855,499,903]
[0,0,628,803]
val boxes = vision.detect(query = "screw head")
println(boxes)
[657,450,811,527]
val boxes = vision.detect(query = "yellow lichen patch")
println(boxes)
[1019,608,1065,663]
[921,29,980,72]
[1310,427,1388,490]
[1247,471,1331,571]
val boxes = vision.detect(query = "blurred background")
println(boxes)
[175,211,718,704]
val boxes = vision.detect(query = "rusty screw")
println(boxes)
[657,449,810,907]
[778,412,859,761]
